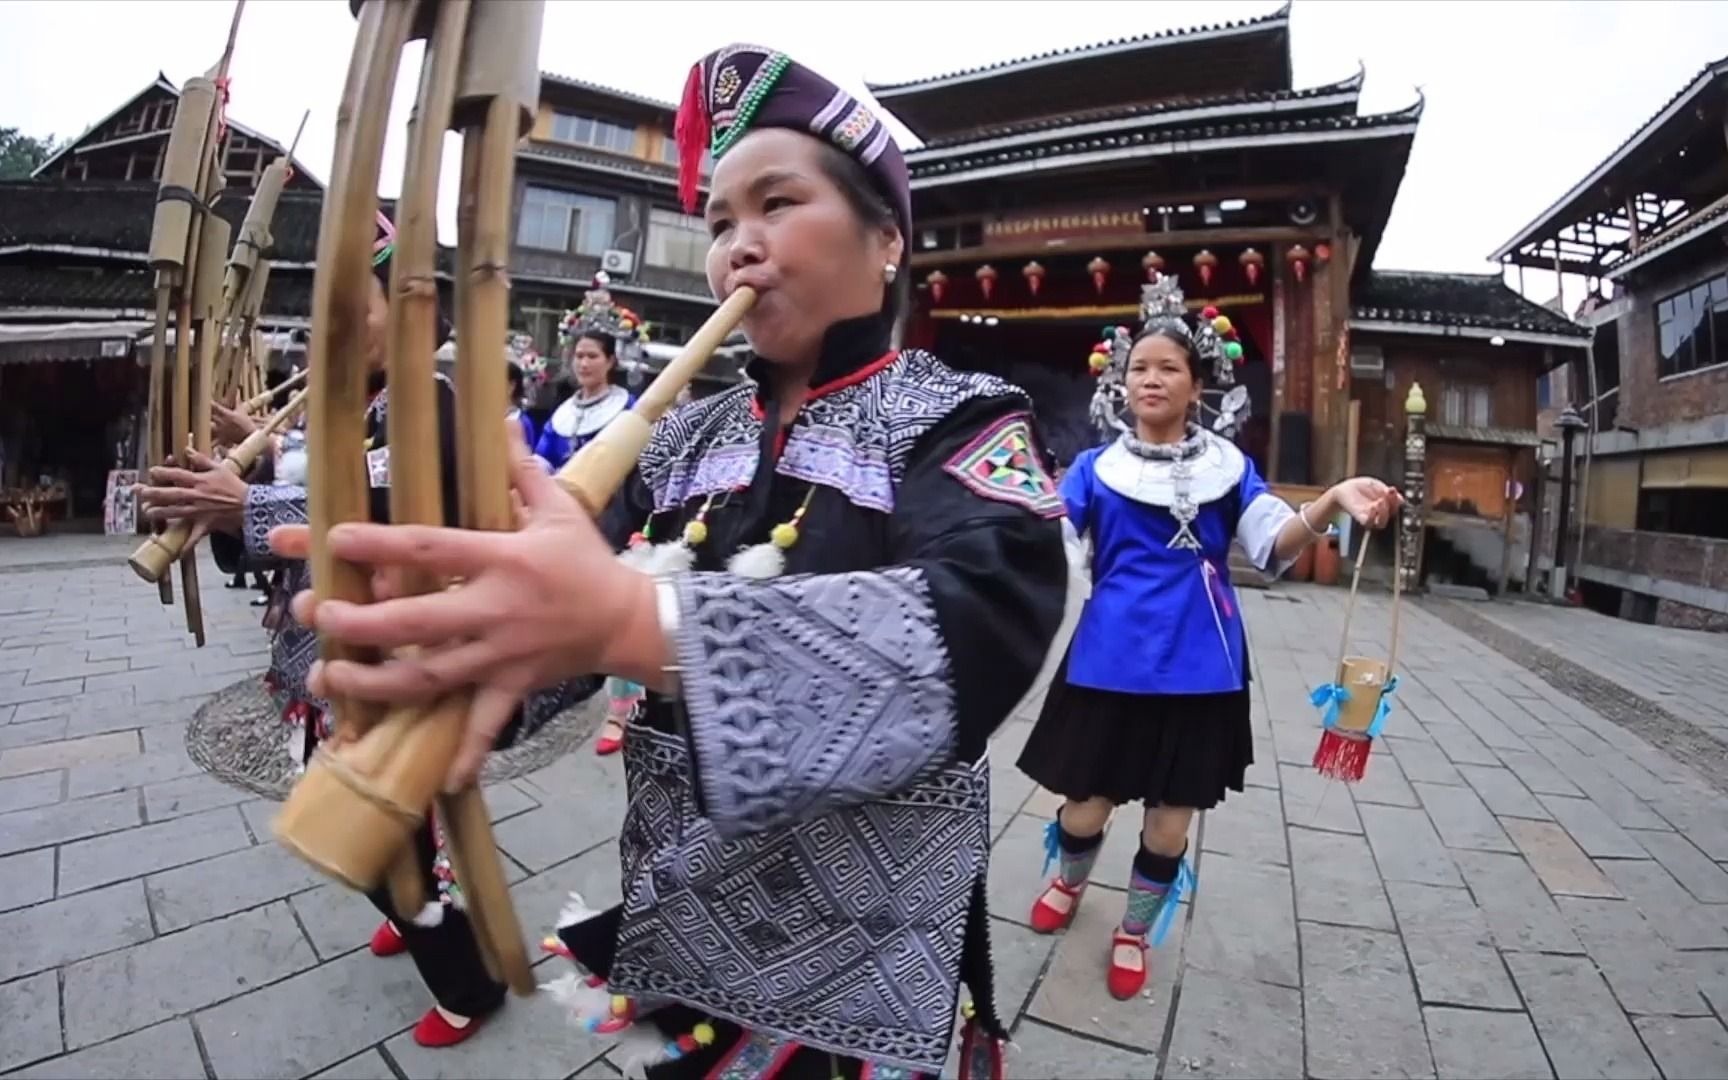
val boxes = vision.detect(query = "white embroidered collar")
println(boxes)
[549,384,629,438]
[1093,428,1245,510]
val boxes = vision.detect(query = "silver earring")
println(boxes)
[883,262,898,284]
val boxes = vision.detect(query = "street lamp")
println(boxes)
[1553,406,1588,597]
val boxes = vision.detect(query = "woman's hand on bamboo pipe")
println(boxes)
[212,400,258,447]
[266,433,670,791]
[136,451,248,539]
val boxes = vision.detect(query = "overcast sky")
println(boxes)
[4,0,1726,304]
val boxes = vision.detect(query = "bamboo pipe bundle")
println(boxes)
[128,386,310,584]
[240,365,308,415]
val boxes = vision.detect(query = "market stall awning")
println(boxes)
[0,320,150,364]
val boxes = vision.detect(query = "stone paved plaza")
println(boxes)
[2,535,1727,1079]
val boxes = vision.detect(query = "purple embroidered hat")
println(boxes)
[674,44,911,246]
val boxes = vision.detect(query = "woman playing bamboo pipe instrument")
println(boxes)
[271,44,1070,1080]
[140,244,581,1050]
[1017,273,1401,1001]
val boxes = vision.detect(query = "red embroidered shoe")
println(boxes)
[594,719,625,757]
[1107,931,1148,1000]
[1029,878,1085,934]
[369,920,407,957]
[412,1006,486,1048]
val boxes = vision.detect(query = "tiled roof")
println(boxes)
[0,180,332,263]
[0,264,311,318]
[540,72,676,114]
[908,96,1422,181]
[867,3,1289,94]
[914,68,1364,152]
[1353,270,1589,340]
[517,140,681,186]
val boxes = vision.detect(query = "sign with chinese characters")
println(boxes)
[981,205,1144,244]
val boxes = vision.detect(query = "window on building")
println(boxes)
[1439,383,1492,428]
[515,186,617,256]
[660,136,713,174]
[550,111,636,155]
[645,208,708,274]
[1657,274,1728,379]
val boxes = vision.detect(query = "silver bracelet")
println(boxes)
[654,576,683,699]
[1297,502,1327,539]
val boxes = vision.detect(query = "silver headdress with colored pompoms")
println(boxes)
[1086,272,1249,439]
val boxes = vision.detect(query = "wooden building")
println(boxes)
[1491,54,1728,627]
[875,3,1421,485]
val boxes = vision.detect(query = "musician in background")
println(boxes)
[532,277,638,472]
[274,45,1070,1080]
[139,241,579,1051]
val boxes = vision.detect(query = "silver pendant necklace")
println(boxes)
[1122,425,1206,551]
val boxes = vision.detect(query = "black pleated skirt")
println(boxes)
[1018,653,1253,810]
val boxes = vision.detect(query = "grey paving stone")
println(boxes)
[1457,764,1549,820]
[0,729,136,778]
[143,772,253,820]
[1554,896,1710,1017]
[64,900,318,1047]
[1427,722,1501,767]
[196,946,427,1079]
[1599,858,1728,951]
[1502,818,1621,898]
[0,676,85,709]
[571,1057,622,1079]
[1451,850,1585,954]
[1412,781,1516,852]
[1424,1006,1554,1079]
[1384,735,1465,785]
[58,804,251,894]
[1008,1019,1158,1079]
[1185,853,1298,988]
[385,973,608,1079]
[1200,785,1288,867]
[1270,716,1321,766]
[491,799,617,875]
[1632,829,1728,904]
[1349,749,1420,808]
[508,841,630,961]
[0,716,69,750]
[308,1049,399,1079]
[0,970,61,1072]
[482,779,540,824]
[1538,795,1648,860]
[1288,827,1395,931]
[1299,922,1435,1079]
[1165,970,1302,1079]
[292,881,391,960]
[1634,1016,1728,1080]
[987,915,1056,1023]
[8,1019,204,1079]
[1494,747,1586,797]
[0,847,54,913]
[1538,745,1670,832]
[0,769,61,813]
[1026,881,1181,1050]
[1361,804,1463,888]
[1650,796,1728,862]
[1506,952,1659,1080]
[986,814,1048,930]
[64,747,201,799]
[146,840,331,932]
[1385,882,1522,1010]
[1279,763,1363,835]
[0,789,140,857]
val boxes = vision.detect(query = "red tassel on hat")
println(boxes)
[674,63,709,214]
[1312,728,1373,782]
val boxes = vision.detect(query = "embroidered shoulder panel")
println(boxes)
[639,383,762,513]
[1092,430,1244,509]
[941,413,1063,519]
[609,724,989,1075]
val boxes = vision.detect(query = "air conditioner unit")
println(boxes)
[1349,342,1385,379]
[1287,199,1320,227]
[600,249,635,276]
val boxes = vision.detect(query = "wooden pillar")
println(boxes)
[1400,383,1428,594]
[1311,194,1352,485]
[1498,445,1517,597]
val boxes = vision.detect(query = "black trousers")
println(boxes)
[363,817,505,1019]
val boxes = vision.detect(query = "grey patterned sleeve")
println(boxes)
[672,567,956,838]
[243,484,308,558]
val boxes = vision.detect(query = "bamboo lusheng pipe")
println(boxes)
[128,386,309,584]
[240,364,308,414]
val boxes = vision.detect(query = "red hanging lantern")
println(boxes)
[1287,244,1311,285]
[1239,248,1265,288]
[1314,242,1333,266]
[1022,260,1046,297]
[1141,250,1165,283]
[1193,249,1218,288]
[925,270,948,305]
[975,264,998,302]
[1087,256,1111,296]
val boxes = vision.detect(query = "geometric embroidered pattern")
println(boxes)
[243,484,324,714]
[639,350,1029,516]
[673,567,956,835]
[942,414,1062,519]
[609,726,990,1075]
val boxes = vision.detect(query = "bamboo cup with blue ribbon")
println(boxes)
[1310,526,1403,782]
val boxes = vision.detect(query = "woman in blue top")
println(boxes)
[1019,274,1399,1001]
[532,279,639,472]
